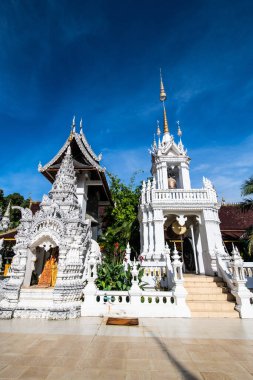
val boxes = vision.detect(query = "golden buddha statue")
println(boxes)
[38,252,58,288]
[168,176,177,189]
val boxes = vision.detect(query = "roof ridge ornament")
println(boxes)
[156,120,161,136]
[80,118,83,134]
[177,120,182,137]
[72,115,76,132]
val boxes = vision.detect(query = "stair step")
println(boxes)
[185,286,229,294]
[184,281,226,288]
[184,275,223,283]
[187,293,235,301]
[187,300,235,312]
[191,311,239,318]
[185,275,238,318]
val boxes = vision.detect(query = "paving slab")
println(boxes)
[0,318,252,379]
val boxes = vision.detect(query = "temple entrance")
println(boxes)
[183,237,195,272]
[164,214,200,274]
[30,246,59,288]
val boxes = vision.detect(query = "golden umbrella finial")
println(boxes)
[160,68,167,102]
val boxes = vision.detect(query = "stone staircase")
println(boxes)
[184,274,239,318]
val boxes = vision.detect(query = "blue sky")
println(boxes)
[0,0,253,202]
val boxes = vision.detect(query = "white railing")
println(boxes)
[244,262,253,289]
[244,262,253,277]
[81,288,190,318]
[145,188,217,204]
[216,252,253,318]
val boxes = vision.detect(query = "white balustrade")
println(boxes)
[243,262,253,289]
[243,262,253,277]
[81,288,191,317]
[216,249,253,318]
[143,188,217,204]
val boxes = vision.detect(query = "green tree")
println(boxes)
[0,189,30,230]
[241,176,253,212]
[240,176,253,256]
[99,172,141,256]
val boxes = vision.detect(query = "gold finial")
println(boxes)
[69,116,75,141]
[160,68,167,102]
[156,120,161,136]
[177,120,182,137]
[163,103,169,134]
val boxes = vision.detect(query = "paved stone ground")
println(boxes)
[0,317,253,379]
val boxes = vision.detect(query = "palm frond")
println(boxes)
[241,176,253,196]
[240,198,253,212]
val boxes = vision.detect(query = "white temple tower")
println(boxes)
[0,147,92,319]
[139,73,225,276]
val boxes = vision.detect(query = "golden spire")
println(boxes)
[160,68,167,101]
[163,103,169,134]
[160,69,169,135]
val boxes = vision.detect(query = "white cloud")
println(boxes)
[0,170,51,200]
[103,133,253,202]
[190,134,253,202]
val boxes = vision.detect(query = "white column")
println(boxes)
[148,211,154,255]
[189,224,198,274]
[143,221,148,254]
[153,209,165,257]
[200,208,223,275]
[161,162,168,190]
[157,164,162,189]
[76,173,88,220]
[180,162,191,189]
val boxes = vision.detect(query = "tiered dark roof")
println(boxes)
[219,204,253,240]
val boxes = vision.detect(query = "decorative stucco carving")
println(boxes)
[0,147,92,320]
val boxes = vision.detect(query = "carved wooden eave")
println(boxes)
[39,132,104,175]
[39,132,112,204]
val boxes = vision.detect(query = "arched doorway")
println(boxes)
[23,234,60,288]
[30,246,59,287]
[164,214,200,274]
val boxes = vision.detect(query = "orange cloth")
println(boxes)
[3,264,11,277]
[38,258,52,287]
[51,258,58,287]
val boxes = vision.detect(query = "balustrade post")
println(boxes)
[82,256,98,307]
[124,242,131,269]
[129,260,142,312]
[230,244,253,318]
[171,244,191,317]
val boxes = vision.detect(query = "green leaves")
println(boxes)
[0,189,30,231]
[240,176,253,256]
[96,258,132,291]
[241,176,253,197]
[99,172,141,254]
